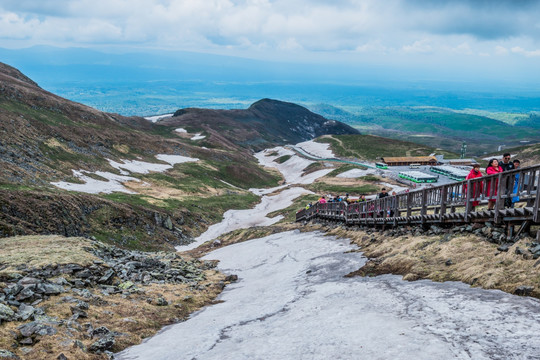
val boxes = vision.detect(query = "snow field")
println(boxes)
[295,139,335,158]
[52,154,198,194]
[254,147,333,184]
[119,231,540,360]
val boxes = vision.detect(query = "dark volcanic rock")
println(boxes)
[18,321,57,337]
[88,335,115,353]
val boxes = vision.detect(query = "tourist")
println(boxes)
[512,159,521,206]
[465,164,483,211]
[377,188,389,217]
[486,159,503,210]
[500,153,515,208]
[500,153,514,171]
[318,196,327,204]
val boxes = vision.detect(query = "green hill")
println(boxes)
[317,134,458,161]
[310,105,540,156]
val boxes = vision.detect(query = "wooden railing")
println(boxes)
[296,164,540,227]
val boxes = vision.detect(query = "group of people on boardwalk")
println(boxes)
[315,194,366,206]
[305,153,524,215]
[465,153,521,211]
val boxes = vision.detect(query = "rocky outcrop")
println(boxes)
[0,189,193,251]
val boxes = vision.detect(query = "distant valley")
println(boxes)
[309,104,540,156]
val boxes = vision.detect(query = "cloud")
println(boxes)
[403,40,433,54]
[511,46,540,57]
[0,0,538,64]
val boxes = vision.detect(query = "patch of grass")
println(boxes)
[275,155,292,164]
[143,160,280,192]
[173,193,261,223]
[359,175,380,182]
[327,164,366,177]
[0,100,99,128]
[81,171,110,182]
[148,124,177,138]
[39,142,106,168]
[101,193,156,209]
[0,235,98,274]
[327,226,540,299]
[0,182,39,191]
[318,134,456,161]
[302,162,326,176]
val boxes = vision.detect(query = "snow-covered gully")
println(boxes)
[118,231,540,360]
[117,142,540,359]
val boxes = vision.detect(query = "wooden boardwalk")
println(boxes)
[296,164,540,234]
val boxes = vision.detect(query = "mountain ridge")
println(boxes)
[162,98,359,151]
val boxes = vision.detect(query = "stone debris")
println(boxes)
[0,239,218,355]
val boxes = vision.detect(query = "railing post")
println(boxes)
[421,189,427,224]
[407,192,412,218]
[464,179,472,222]
[440,186,448,221]
[534,172,540,223]
[494,173,504,224]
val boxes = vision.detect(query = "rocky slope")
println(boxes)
[0,63,282,249]
[160,98,360,151]
[0,235,230,359]
[0,62,193,184]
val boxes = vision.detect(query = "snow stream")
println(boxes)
[118,230,540,360]
[118,144,540,359]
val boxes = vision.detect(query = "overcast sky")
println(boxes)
[1,0,539,83]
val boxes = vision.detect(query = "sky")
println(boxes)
[1,1,539,60]
[1,1,539,91]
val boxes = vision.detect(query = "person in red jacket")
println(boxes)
[486,159,503,210]
[465,164,483,210]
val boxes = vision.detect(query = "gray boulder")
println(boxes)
[36,283,65,295]
[92,326,112,338]
[98,269,115,284]
[0,349,19,359]
[514,286,534,296]
[18,321,57,337]
[3,284,23,297]
[15,287,36,302]
[0,304,15,322]
[89,335,115,353]
[16,304,36,321]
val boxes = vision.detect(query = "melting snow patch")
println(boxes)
[108,159,171,175]
[144,114,173,123]
[51,170,139,194]
[119,230,540,360]
[296,140,335,158]
[155,154,199,165]
[177,187,313,251]
[108,155,199,175]
[191,133,206,140]
[254,147,332,185]
[337,168,379,178]
[175,128,187,133]
[52,154,198,194]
